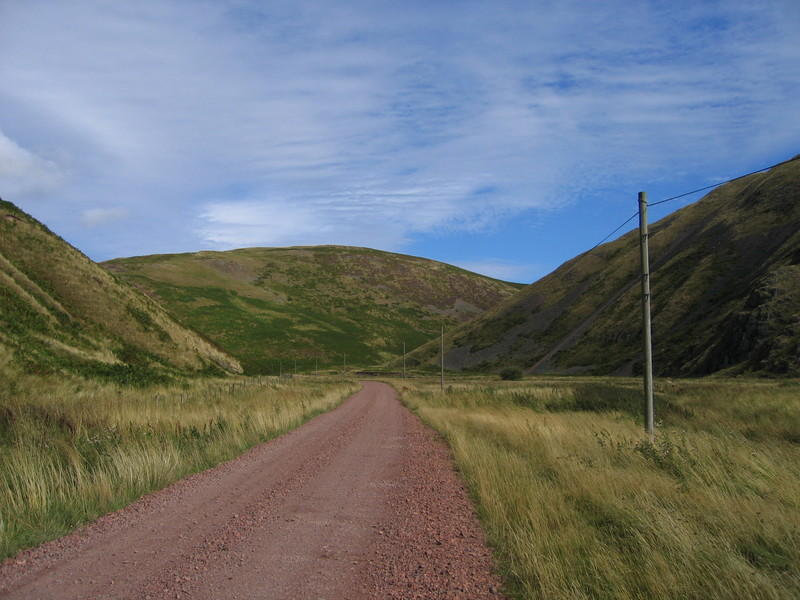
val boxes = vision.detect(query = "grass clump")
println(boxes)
[0,371,357,559]
[396,376,800,599]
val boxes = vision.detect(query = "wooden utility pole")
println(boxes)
[440,324,445,392]
[639,191,655,440]
[402,341,406,379]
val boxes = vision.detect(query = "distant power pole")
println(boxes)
[639,191,655,440]
[402,341,406,379]
[440,324,445,392]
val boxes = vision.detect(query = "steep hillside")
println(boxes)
[410,155,800,376]
[103,246,522,374]
[0,199,241,383]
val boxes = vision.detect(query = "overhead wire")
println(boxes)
[649,158,792,207]
[585,212,638,255]
[585,156,794,254]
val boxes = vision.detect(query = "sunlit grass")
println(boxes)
[0,373,357,559]
[397,376,800,599]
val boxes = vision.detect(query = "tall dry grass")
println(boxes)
[398,377,800,599]
[0,372,357,559]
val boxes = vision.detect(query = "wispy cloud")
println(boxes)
[0,130,64,197]
[453,259,545,283]
[80,207,129,227]
[0,0,798,262]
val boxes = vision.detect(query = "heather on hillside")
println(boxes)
[409,157,800,377]
[104,246,522,373]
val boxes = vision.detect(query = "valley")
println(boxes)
[1,159,798,599]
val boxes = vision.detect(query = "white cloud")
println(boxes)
[81,207,128,227]
[0,0,798,258]
[198,200,329,247]
[0,130,64,196]
[454,260,545,283]
[196,182,477,250]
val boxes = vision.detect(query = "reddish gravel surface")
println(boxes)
[0,382,504,599]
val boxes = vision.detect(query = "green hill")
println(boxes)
[0,199,241,384]
[409,155,800,377]
[103,246,522,374]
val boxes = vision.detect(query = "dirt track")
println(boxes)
[0,382,503,599]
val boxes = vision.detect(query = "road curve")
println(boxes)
[0,382,503,599]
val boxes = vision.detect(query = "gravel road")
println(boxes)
[0,382,503,599]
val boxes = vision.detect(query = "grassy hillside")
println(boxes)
[0,199,241,384]
[411,155,800,376]
[103,246,522,374]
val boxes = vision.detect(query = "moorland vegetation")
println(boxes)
[0,360,355,559]
[103,246,522,374]
[397,376,800,599]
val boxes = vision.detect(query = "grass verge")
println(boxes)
[395,376,800,599]
[0,373,357,559]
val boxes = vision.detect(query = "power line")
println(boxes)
[586,212,638,254]
[650,158,793,207]
[648,182,725,207]
[587,157,794,253]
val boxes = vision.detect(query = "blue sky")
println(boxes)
[1,0,798,282]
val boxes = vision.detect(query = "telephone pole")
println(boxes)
[639,191,655,440]
[440,324,445,392]
[402,341,406,379]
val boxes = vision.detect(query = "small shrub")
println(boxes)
[499,367,523,381]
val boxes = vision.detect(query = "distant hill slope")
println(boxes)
[409,155,800,377]
[103,246,522,374]
[0,199,241,383]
